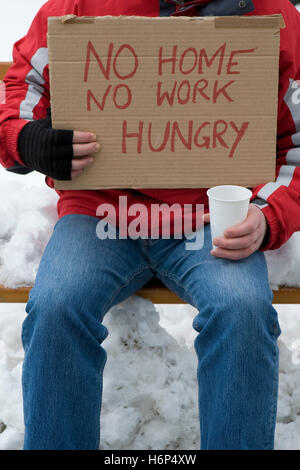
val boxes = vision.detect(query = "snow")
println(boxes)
[0,299,300,450]
[0,169,58,287]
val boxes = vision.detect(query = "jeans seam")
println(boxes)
[21,321,29,351]
[142,240,151,262]
[101,265,151,315]
[96,350,107,450]
[157,270,198,307]
[265,338,279,449]
[267,306,281,449]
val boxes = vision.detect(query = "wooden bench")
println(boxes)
[0,62,11,78]
[0,280,300,304]
[1,62,299,305]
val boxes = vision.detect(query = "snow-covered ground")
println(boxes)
[0,0,300,454]
[0,299,300,450]
[0,166,299,450]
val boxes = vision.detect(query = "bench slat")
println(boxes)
[0,62,12,80]
[0,282,300,304]
[0,286,31,303]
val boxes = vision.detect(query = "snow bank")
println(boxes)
[0,167,299,288]
[0,299,300,450]
[0,169,58,287]
[0,298,199,450]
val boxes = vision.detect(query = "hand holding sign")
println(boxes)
[71,131,99,179]
[48,15,281,190]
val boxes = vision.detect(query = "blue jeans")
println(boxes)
[21,214,281,450]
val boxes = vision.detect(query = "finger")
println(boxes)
[73,131,97,144]
[211,246,254,260]
[71,169,83,179]
[202,213,210,223]
[213,234,255,250]
[73,142,100,158]
[223,207,259,239]
[71,157,94,171]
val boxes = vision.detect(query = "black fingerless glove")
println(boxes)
[17,108,74,180]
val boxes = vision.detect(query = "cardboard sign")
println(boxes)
[48,15,282,190]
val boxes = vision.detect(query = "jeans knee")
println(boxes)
[227,288,280,339]
[22,284,108,351]
[192,284,280,340]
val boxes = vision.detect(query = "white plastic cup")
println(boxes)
[206,185,253,250]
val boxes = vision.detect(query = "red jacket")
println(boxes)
[0,0,300,250]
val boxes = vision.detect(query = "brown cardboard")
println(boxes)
[47,15,282,190]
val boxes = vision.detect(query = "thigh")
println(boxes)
[152,224,273,309]
[28,214,154,319]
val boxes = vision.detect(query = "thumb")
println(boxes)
[202,212,210,223]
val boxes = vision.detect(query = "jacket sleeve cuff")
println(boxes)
[3,118,30,167]
[251,202,282,251]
